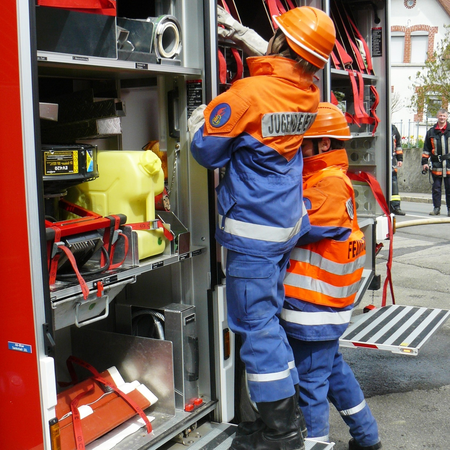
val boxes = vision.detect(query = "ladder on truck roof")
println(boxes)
[339,305,450,356]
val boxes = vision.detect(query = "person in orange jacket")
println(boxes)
[189,7,336,450]
[281,103,382,450]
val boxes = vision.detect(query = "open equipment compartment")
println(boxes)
[34,1,216,449]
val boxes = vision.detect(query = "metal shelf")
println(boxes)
[50,246,206,302]
[37,51,202,79]
[350,132,378,138]
[331,68,378,81]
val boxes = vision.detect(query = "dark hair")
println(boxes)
[330,138,345,149]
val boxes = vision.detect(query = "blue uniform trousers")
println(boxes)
[288,338,380,447]
[226,249,299,403]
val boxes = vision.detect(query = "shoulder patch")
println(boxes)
[210,103,232,128]
[346,198,354,220]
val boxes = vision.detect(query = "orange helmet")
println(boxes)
[273,7,336,69]
[305,103,351,140]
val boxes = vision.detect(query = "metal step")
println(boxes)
[160,422,334,449]
[339,304,450,355]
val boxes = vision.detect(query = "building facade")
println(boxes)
[391,0,450,140]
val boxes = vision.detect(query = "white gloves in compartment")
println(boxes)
[217,5,268,57]
[188,104,207,142]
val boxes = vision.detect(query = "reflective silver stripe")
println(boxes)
[288,360,296,370]
[261,112,316,137]
[246,366,292,383]
[280,308,353,326]
[218,208,306,243]
[290,247,366,276]
[339,399,367,417]
[284,272,361,299]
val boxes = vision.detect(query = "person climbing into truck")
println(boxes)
[189,6,336,450]
[281,103,382,450]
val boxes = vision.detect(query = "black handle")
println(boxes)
[168,87,180,140]
[186,335,199,382]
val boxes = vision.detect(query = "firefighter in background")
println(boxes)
[281,104,382,450]
[189,7,336,450]
[422,108,450,216]
[390,124,405,215]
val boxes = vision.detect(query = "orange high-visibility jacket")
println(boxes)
[284,149,366,308]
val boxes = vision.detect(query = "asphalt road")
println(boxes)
[328,201,450,449]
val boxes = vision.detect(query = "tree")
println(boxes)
[391,91,403,115]
[409,25,450,120]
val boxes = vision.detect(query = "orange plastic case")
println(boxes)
[56,367,157,450]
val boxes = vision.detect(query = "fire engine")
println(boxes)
[2,1,449,449]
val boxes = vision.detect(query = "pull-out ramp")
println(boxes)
[161,422,334,449]
[340,305,450,355]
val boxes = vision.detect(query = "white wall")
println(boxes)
[391,0,450,137]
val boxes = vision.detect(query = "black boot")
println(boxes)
[391,206,405,216]
[349,438,382,449]
[236,385,307,439]
[429,207,440,215]
[230,394,305,450]
[294,384,308,439]
[235,417,264,437]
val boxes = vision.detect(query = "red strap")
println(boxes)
[48,226,90,300]
[264,0,286,28]
[102,216,119,267]
[49,227,62,286]
[218,50,227,84]
[345,112,355,124]
[71,383,96,450]
[347,171,395,307]
[66,356,152,434]
[347,70,376,128]
[330,91,339,106]
[127,220,174,242]
[347,14,374,74]
[334,40,353,68]
[370,85,380,135]
[108,233,129,270]
[347,71,363,126]
[356,72,372,122]
[220,0,244,84]
[103,215,129,270]
[229,48,244,84]
[332,4,367,73]
[349,38,367,73]
[58,246,90,300]
[330,50,341,69]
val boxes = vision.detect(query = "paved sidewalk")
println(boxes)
[400,191,446,204]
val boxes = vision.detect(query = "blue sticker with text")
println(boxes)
[210,103,232,128]
[8,341,32,354]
